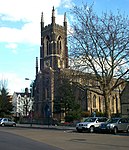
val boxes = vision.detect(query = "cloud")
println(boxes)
[12,49,17,54]
[5,43,18,54]
[0,0,67,45]
[0,0,72,94]
[5,43,17,49]
[0,0,61,21]
[61,0,74,8]
[0,72,31,94]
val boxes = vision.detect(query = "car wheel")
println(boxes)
[127,126,129,133]
[89,126,94,133]
[113,127,118,134]
[13,124,16,127]
[2,123,5,127]
[77,129,82,133]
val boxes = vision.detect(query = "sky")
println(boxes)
[0,0,129,94]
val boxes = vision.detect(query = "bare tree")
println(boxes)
[69,4,129,118]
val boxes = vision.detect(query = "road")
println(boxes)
[0,126,129,150]
[0,130,62,150]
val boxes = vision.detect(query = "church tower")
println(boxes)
[34,7,68,119]
[40,7,68,71]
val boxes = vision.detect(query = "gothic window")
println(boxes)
[59,40,61,49]
[58,58,61,68]
[45,88,49,99]
[45,78,49,86]
[47,41,49,55]
[57,36,62,54]
[102,98,105,112]
[93,95,96,108]
[45,36,50,56]
[111,96,114,113]
[99,97,101,112]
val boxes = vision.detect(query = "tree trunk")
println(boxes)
[104,95,111,118]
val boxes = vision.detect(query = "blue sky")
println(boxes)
[0,0,129,94]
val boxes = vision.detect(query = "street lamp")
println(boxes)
[25,78,30,80]
[25,78,34,127]
[25,78,35,97]
[48,108,50,127]
[25,78,34,96]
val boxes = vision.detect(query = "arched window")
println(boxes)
[115,94,118,114]
[111,96,114,113]
[47,41,49,55]
[57,36,62,54]
[59,40,61,49]
[93,95,96,108]
[99,97,101,112]
[46,36,50,55]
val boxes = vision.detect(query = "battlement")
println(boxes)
[43,23,65,31]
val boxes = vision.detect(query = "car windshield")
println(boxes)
[84,117,89,122]
[84,117,96,122]
[107,118,119,123]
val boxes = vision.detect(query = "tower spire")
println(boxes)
[41,12,44,22]
[52,6,55,24]
[41,12,44,29]
[36,57,38,75]
[64,12,66,22]
[52,6,55,16]
[64,12,67,28]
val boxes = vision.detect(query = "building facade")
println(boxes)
[121,82,129,118]
[34,7,68,119]
[12,88,33,117]
[34,7,122,120]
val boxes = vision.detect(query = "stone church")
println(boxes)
[34,7,68,119]
[33,7,122,121]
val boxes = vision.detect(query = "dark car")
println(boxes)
[0,118,16,127]
[99,119,111,133]
[99,118,129,134]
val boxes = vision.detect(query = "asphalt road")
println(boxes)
[0,130,62,150]
[0,126,129,150]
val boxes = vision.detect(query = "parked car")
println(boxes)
[99,118,129,134]
[99,119,110,133]
[76,117,108,133]
[0,118,16,127]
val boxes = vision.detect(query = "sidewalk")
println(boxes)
[16,123,76,131]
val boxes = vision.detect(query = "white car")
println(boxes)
[0,118,16,127]
[76,117,108,133]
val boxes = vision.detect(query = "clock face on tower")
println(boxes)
[44,59,50,67]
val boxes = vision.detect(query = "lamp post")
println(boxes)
[25,78,34,127]
[47,108,50,127]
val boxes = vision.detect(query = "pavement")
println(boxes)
[16,123,76,131]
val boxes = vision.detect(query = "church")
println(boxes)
[33,7,121,121]
[34,7,68,119]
